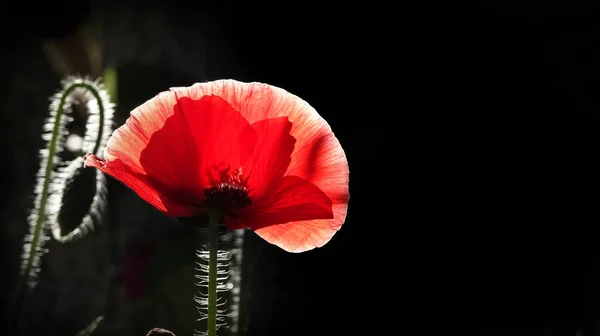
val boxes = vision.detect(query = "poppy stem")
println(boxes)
[21,81,107,290]
[12,78,112,335]
[207,209,219,336]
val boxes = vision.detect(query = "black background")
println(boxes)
[0,1,581,335]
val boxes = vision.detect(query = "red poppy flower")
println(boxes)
[84,80,349,252]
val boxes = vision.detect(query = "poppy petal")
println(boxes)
[171,81,349,251]
[227,175,337,252]
[242,117,295,199]
[253,216,344,253]
[173,95,256,187]
[88,91,259,217]
[84,155,196,217]
[102,91,178,177]
[88,90,208,215]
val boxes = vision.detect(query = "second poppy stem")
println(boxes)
[207,209,219,336]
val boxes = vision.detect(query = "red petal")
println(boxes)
[86,91,258,217]
[227,175,336,252]
[172,81,349,251]
[85,90,210,216]
[84,155,196,217]
[242,117,295,199]
[253,216,344,253]
[173,95,256,187]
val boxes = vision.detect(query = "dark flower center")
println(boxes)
[204,182,251,218]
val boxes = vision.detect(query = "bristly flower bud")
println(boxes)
[147,328,176,336]
[20,76,114,290]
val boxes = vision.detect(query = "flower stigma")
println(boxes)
[203,167,251,218]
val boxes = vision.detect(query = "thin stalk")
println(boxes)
[12,81,106,335]
[207,209,219,336]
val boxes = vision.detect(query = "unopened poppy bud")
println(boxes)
[146,327,175,336]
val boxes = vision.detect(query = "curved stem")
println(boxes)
[81,83,106,156]
[12,82,106,335]
[207,209,219,336]
[22,82,105,287]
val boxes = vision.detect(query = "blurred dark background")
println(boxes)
[0,1,584,335]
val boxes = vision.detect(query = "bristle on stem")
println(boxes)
[194,217,234,336]
[20,76,114,290]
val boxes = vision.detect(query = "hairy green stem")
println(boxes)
[207,209,219,336]
[22,82,105,289]
[12,82,106,335]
